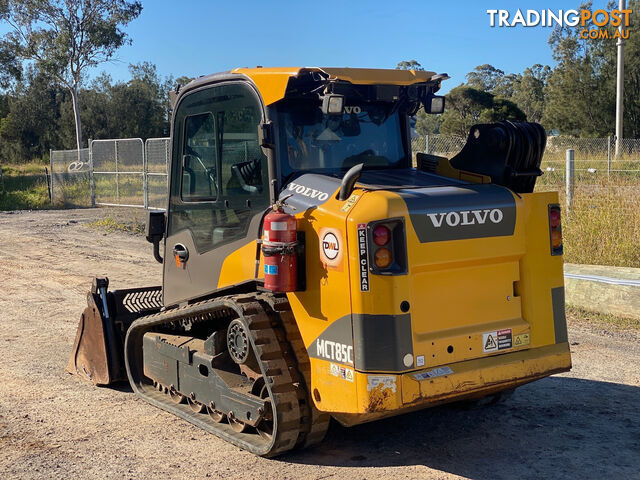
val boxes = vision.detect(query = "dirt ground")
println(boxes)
[0,208,638,480]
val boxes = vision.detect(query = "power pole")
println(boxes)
[615,0,626,157]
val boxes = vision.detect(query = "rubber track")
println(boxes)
[124,294,303,457]
[257,293,331,448]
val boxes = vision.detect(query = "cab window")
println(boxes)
[168,83,269,253]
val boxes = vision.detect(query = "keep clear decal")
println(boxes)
[357,224,369,291]
[483,328,513,353]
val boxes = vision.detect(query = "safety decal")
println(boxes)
[357,224,370,291]
[416,355,425,367]
[340,194,360,212]
[264,265,278,275]
[483,328,513,353]
[367,375,396,393]
[514,332,530,347]
[413,366,453,381]
[330,363,354,382]
[319,228,343,268]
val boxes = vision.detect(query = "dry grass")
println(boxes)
[566,304,640,332]
[549,178,640,268]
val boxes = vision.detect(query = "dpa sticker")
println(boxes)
[367,375,396,393]
[264,264,278,275]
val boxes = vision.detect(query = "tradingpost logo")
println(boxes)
[487,8,632,40]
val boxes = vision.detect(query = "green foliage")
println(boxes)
[1,0,143,152]
[542,1,640,137]
[0,62,174,163]
[414,109,442,135]
[440,86,526,136]
[395,60,424,71]
[466,64,507,92]
[0,166,51,210]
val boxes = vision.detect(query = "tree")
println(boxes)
[1,0,142,158]
[511,64,550,123]
[466,64,506,92]
[0,68,65,162]
[440,86,526,136]
[396,60,424,71]
[541,2,612,137]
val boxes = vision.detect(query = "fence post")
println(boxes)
[89,140,96,207]
[607,136,611,179]
[143,139,149,209]
[566,149,574,211]
[115,140,119,203]
[49,148,54,204]
[425,135,429,154]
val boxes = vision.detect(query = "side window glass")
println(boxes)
[182,113,217,200]
[169,83,269,254]
[220,106,264,196]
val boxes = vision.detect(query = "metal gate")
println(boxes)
[90,138,145,208]
[144,138,170,210]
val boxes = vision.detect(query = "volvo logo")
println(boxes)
[427,208,504,228]
[287,182,330,201]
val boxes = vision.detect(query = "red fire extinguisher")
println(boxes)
[262,205,298,292]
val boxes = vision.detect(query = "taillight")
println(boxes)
[373,225,391,246]
[367,218,407,275]
[374,248,392,268]
[549,205,563,255]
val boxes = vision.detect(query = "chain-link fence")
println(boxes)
[91,138,145,208]
[50,138,170,209]
[145,138,170,210]
[50,148,91,207]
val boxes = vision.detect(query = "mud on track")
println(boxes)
[0,209,638,480]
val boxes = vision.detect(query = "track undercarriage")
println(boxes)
[124,292,329,457]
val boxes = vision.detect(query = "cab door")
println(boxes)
[163,81,270,306]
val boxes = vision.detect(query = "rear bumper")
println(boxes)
[332,342,571,426]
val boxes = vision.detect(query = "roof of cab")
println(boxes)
[182,67,439,106]
[231,67,438,105]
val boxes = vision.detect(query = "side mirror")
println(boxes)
[424,95,445,114]
[146,211,165,264]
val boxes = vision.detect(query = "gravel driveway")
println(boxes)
[0,209,638,480]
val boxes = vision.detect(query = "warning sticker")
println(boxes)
[483,328,513,353]
[357,224,370,292]
[340,194,360,212]
[330,363,354,382]
[514,333,530,347]
[413,366,453,381]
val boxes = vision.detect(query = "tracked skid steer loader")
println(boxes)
[67,67,571,456]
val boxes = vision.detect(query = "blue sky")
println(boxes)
[2,0,616,92]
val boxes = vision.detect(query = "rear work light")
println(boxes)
[367,218,408,275]
[548,204,563,255]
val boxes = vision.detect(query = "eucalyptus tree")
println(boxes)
[0,0,142,157]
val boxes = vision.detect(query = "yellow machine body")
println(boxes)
[217,169,570,426]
